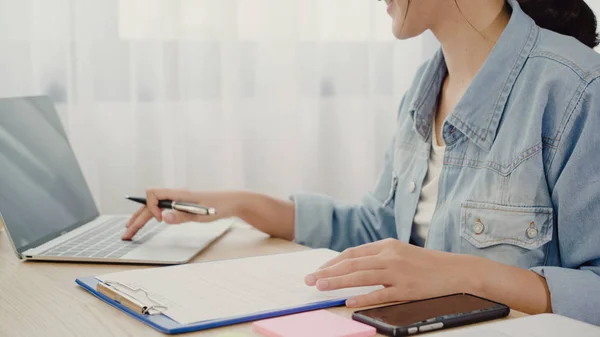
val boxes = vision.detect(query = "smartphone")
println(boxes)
[351,293,510,336]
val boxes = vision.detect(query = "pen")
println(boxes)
[125,196,216,216]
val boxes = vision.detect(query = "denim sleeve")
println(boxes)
[291,136,398,252]
[531,79,600,325]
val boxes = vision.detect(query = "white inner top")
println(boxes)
[411,120,446,247]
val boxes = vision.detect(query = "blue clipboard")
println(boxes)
[76,277,347,334]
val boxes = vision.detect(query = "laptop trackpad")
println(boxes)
[121,219,233,263]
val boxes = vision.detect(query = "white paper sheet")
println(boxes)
[426,314,600,337]
[97,249,382,325]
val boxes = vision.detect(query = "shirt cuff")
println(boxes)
[531,266,600,325]
[290,193,334,249]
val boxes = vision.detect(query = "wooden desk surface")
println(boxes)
[0,222,525,337]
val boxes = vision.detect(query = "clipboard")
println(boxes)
[76,277,349,334]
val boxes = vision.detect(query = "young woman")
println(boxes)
[125,0,600,325]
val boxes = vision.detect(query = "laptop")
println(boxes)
[0,95,233,264]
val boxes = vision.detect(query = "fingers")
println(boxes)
[145,189,163,222]
[314,270,389,291]
[306,256,386,286]
[318,243,385,270]
[346,287,398,308]
[126,206,147,228]
[145,188,196,222]
[122,208,154,240]
[163,210,202,224]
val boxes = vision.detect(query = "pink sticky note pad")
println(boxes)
[252,310,377,337]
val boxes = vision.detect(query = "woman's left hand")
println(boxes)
[304,238,472,308]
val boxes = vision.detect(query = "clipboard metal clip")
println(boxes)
[97,280,168,315]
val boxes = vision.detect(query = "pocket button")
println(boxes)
[526,222,539,239]
[473,219,485,235]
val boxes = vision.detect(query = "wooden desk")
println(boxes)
[0,222,525,336]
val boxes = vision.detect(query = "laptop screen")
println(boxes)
[0,96,99,253]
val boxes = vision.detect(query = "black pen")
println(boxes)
[125,196,216,216]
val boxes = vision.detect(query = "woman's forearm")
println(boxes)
[234,191,296,241]
[459,255,552,314]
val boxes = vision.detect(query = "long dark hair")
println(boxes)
[518,0,599,48]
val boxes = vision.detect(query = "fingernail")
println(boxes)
[305,275,316,286]
[346,300,357,307]
[164,213,175,223]
[316,279,329,290]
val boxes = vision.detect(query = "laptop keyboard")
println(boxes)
[40,217,166,259]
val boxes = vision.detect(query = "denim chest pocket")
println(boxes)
[460,201,553,269]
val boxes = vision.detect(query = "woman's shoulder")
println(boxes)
[528,28,600,83]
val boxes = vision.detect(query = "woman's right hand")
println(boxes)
[122,189,244,240]
[122,189,295,241]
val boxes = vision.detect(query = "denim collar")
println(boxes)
[409,0,539,151]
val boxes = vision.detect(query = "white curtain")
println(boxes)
[590,2,600,54]
[0,0,436,213]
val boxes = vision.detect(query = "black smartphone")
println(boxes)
[351,293,510,336]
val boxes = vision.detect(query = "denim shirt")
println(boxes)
[292,0,600,325]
